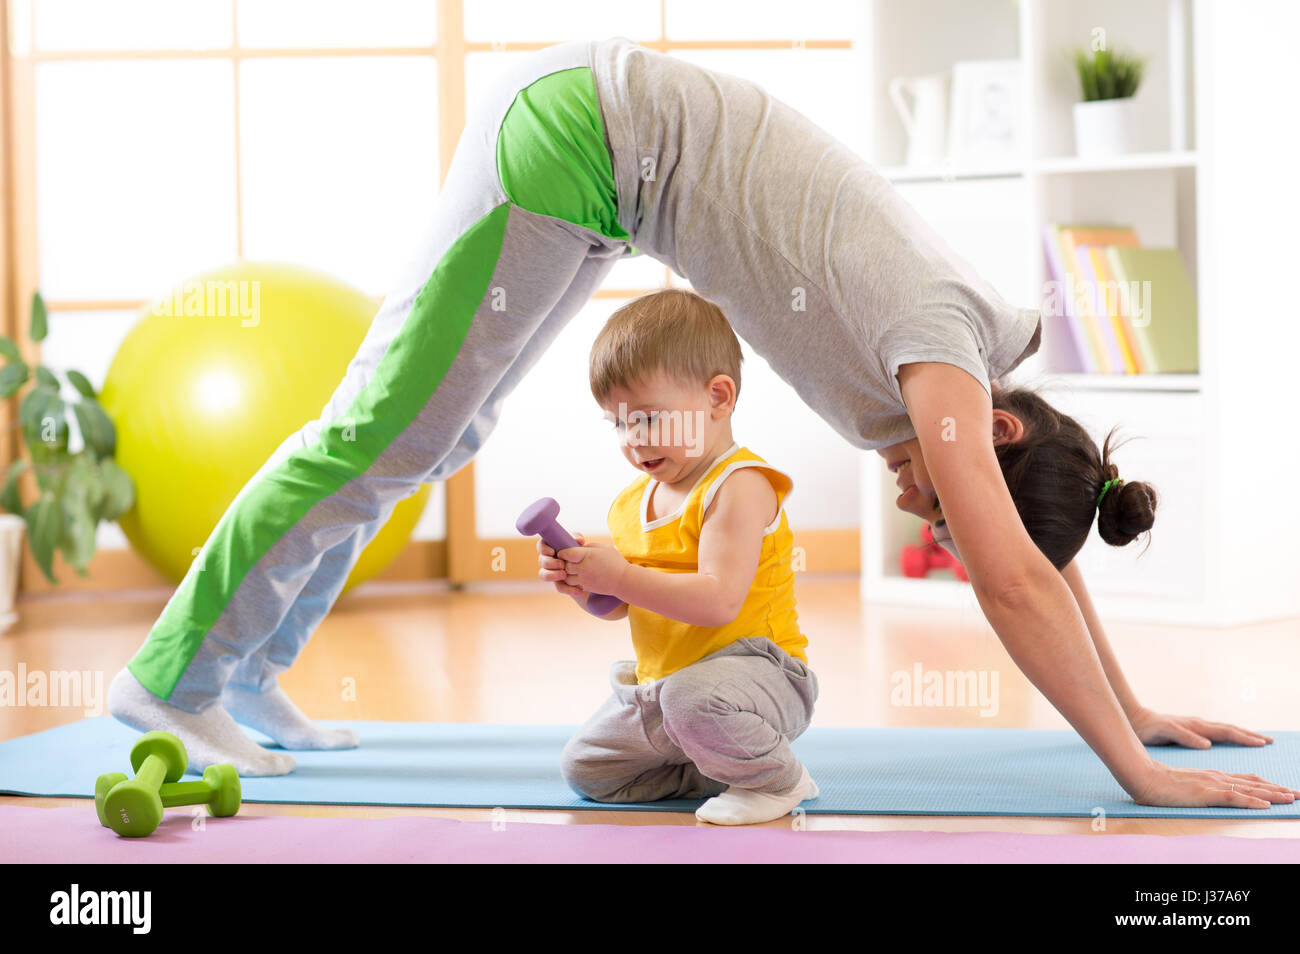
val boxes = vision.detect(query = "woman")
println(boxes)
[881,383,1292,808]
[109,37,1296,809]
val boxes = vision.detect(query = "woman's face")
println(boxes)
[877,409,1026,526]
[877,440,943,523]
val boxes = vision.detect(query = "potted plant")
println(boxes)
[1072,43,1149,158]
[0,292,135,623]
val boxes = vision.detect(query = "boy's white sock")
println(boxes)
[695,763,820,826]
[220,683,359,751]
[107,668,296,777]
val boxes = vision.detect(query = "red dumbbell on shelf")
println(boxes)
[900,522,969,582]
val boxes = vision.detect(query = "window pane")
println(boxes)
[34,60,239,299]
[239,57,439,294]
[237,0,436,48]
[475,297,639,538]
[464,0,658,43]
[668,48,870,157]
[728,338,860,530]
[665,0,861,40]
[464,49,532,111]
[42,307,142,548]
[410,481,445,541]
[32,0,233,50]
[602,251,667,290]
[41,308,140,402]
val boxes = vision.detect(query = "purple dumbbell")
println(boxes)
[517,497,624,618]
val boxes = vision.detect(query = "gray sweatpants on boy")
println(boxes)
[561,636,818,803]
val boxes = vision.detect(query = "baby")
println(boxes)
[537,289,819,826]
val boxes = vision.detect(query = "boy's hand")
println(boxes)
[555,537,629,597]
[538,533,586,602]
[538,533,627,600]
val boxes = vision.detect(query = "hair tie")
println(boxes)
[1097,477,1123,506]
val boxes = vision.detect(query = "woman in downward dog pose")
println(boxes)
[108,37,1296,813]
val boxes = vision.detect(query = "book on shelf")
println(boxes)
[1080,244,1144,373]
[1106,246,1199,373]
[1041,223,1198,374]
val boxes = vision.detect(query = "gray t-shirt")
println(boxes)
[589,37,1041,450]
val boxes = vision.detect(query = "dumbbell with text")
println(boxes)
[95,730,241,837]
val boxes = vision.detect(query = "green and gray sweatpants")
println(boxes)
[129,40,632,711]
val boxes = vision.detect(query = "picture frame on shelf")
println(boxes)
[947,59,1022,168]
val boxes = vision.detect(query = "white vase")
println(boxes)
[1073,96,1140,158]
[0,514,23,633]
[889,73,950,168]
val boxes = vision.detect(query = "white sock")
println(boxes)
[221,683,359,751]
[695,763,820,826]
[107,668,296,777]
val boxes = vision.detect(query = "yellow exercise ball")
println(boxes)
[99,262,431,595]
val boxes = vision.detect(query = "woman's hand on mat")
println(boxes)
[1130,762,1300,809]
[1129,706,1274,748]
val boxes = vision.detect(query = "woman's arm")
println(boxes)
[897,361,1296,807]
[1061,557,1275,748]
[1057,558,1144,721]
[895,361,1157,796]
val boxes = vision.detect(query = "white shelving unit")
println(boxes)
[860,0,1300,627]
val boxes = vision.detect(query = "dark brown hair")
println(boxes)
[990,384,1158,569]
[589,289,743,406]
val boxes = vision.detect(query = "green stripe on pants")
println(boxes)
[128,203,512,701]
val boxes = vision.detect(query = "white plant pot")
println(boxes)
[1073,96,1140,158]
[0,514,24,633]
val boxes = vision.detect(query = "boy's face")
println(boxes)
[601,369,732,483]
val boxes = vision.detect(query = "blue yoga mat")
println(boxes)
[3,717,1298,818]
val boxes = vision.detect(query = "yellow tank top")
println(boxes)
[607,442,808,684]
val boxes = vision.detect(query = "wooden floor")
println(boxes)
[3,574,1298,838]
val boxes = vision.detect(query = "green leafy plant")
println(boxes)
[1073,45,1148,102]
[0,291,134,582]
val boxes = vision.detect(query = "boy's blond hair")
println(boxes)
[589,289,743,406]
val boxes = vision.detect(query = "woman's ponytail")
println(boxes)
[989,385,1159,568]
[1095,429,1158,548]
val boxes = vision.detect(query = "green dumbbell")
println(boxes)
[100,730,190,837]
[99,732,244,837]
[159,763,242,819]
[95,771,129,828]
[96,763,242,833]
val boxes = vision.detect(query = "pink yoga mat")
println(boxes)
[4,805,1298,863]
